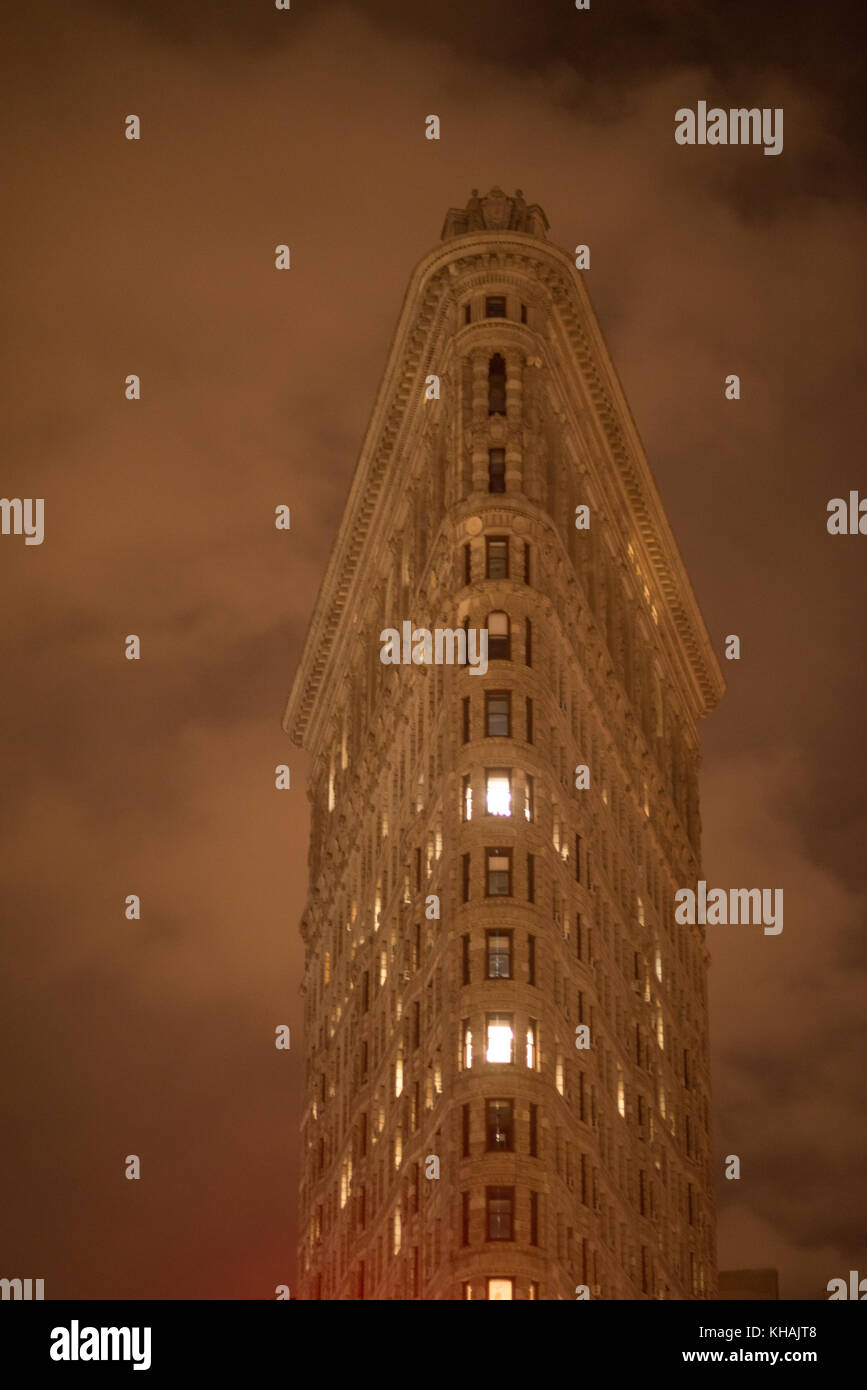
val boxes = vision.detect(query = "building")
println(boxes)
[283,188,725,1300]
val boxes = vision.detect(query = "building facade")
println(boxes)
[283,188,724,1300]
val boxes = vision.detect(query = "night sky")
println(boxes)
[1,0,864,1300]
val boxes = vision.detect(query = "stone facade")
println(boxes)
[283,189,724,1300]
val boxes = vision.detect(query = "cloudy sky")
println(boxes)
[1,0,864,1299]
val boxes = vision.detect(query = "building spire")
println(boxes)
[441,187,549,241]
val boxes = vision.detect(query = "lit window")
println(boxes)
[556,1055,564,1096]
[463,1282,473,1300]
[524,774,535,822]
[463,1022,473,1069]
[434,1061,442,1094]
[462,774,472,821]
[486,691,511,736]
[486,1187,514,1241]
[488,611,510,658]
[485,769,512,816]
[379,950,387,986]
[617,1071,626,1117]
[487,1278,514,1301]
[486,848,512,896]
[395,1056,403,1097]
[486,1013,515,1064]
[323,951,330,985]
[394,1133,402,1169]
[655,949,663,982]
[393,1209,401,1255]
[486,930,512,979]
[526,1020,538,1069]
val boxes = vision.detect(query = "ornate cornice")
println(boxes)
[283,223,724,750]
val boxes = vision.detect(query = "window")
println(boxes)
[488,611,510,659]
[413,1001,420,1050]
[462,774,472,821]
[486,930,512,979]
[462,695,470,743]
[486,1187,514,1240]
[461,933,470,986]
[529,1102,538,1157]
[360,1040,368,1080]
[530,1191,539,1246]
[526,696,534,743]
[486,691,510,737]
[488,448,506,493]
[528,933,536,986]
[463,542,471,586]
[520,303,527,324]
[462,852,470,902]
[488,354,507,414]
[524,774,535,822]
[485,768,512,816]
[524,617,533,666]
[463,1282,473,1300]
[526,1020,538,1069]
[523,542,531,585]
[487,1278,514,1301]
[486,848,512,896]
[485,296,507,318]
[464,303,471,325]
[486,1013,515,1063]
[461,1190,470,1245]
[485,1099,514,1152]
[575,833,582,883]
[462,1103,470,1158]
[486,536,509,579]
[529,1281,539,1299]
[462,1021,473,1069]
[575,914,583,961]
[527,853,535,904]
[362,970,369,1013]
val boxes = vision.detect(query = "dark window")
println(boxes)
[488,354,507,414]
[640,1169,647,1217]
[486,690,511,737]
[530,1191,539,1246]
[488,448,506,493]
[414,922,421,970]
[486,536,509,579]
[463,542,471,586]
[575,914,583,960]
[464,303,472,325]
[488,611,510,659]
[526,696,534,743]
[527,853,535,904]
[413,1001,420,1050]
[486,848,513,896]
[520,303,527,324]
[462,695,470,744]
[485,296,507,318]
[462,1103,470,1158]
[360,1040,368,1080]
[461,933,470,986]
[486,929,512,979]
[523,542,531,585]
[529,1102,538,1157]
[575,833,582,883]
[528,933,536,986]
[486,1186,514,1241]
[362,970,369,1013]
[524,617,533,666]
[415,846,422,889]
[461,1190,470,1245]
[485,1099,515,1152]
[360,1111,368,1157]
[581,1153,588,1205]
[462,852,471,903]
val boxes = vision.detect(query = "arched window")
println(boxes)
[488,354,506,415]
[487,611,511,660]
